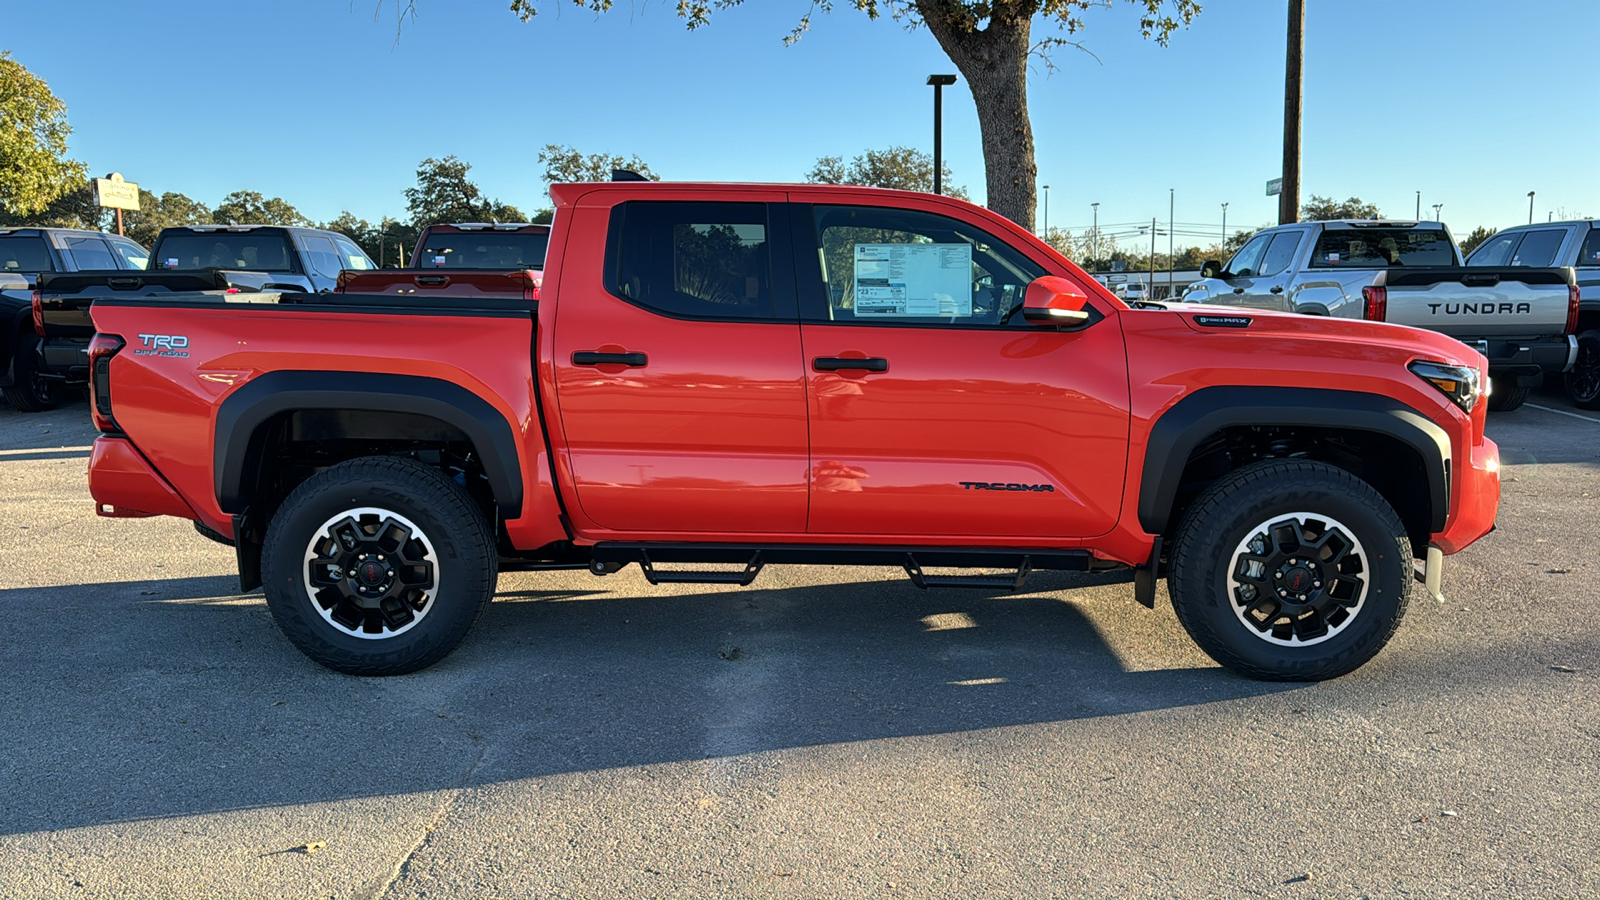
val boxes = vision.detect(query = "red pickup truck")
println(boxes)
[335,222,548,299]
[84,182,1501,681]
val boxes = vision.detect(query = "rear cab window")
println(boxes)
[421,229,549,269]
[0,236,56,273]
[606,201,789,320]
[1309,227,1456,268]
[154,231,297,271]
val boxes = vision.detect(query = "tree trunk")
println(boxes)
[917,1,1036,232]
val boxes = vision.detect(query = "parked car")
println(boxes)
[335,222,548,298]
[31,225,377,394]
[0,226,148,411]
[1465,220,1600,408]
[84,181,1499,682]
[1183,220,1577,411]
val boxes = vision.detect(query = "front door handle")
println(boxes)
[573,351,648,367]
[813,357,888,373]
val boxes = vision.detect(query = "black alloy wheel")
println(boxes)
[1565,330,1600,410]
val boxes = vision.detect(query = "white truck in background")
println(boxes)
[1184,219,1577,411]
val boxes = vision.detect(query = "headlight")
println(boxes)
[1409,360,1482,413]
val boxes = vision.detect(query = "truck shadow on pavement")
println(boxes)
[0,571,1298,835]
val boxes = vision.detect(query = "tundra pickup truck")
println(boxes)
[83,182,1500,682]
[32,225,377,392]
[1,227,148,410]
[335,222,548,299]
[1183,220,1578,412]
[1465,220,1600,408]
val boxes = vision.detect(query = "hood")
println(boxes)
[1160,303,1484,370]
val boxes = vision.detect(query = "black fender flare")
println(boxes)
[1138,386,1450,535]
[214,370,524,518]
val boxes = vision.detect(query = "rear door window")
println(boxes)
[0,236,55,273]
[1508,229,1564,267]
[1309,227,1455,267]
[607,201,786,320]
[64,236,117,270]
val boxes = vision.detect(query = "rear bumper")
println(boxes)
[37,336,90,383]
[88,436,200,520]
[1478,335,1578,385]
[1431,434,1499,555]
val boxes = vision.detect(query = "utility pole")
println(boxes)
[1528,191,1535,224]
[927,75,957,196]
[1042,185,1050,236]
[1091,202,1100,267]
[1279,0,1304,225]
[1168,188,1175,296]
[1149,218,1157,301]
[1416,191,1421,219]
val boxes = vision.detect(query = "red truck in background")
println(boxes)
[336,222,548,299]
[84,181,1500,682]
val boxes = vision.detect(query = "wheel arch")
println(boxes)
[1139,386,1450,543]
[214,371,524,520]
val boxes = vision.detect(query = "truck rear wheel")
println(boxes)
[261,456,496,676]
[1486,383,1529,412]
[1565,330,1600,410]
[1167,460,1411,681]
[3,333,65,412]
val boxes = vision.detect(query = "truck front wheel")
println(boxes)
[261,456,496,676]
[1167,460,1411,681]
[1565,330,1600,410]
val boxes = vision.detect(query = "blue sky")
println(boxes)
[7,0,1596,248]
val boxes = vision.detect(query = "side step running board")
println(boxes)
[589,543,1096,591]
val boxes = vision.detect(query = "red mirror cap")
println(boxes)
[1024,275,1089,312]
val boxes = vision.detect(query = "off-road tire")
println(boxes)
[261,456,496,676]
[3,333,64,412]
[1168,460,1412,681]
[1565,329,1600,410]
[1486,383,1529,412]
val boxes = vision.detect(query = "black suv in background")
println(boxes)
[0,227,150,410]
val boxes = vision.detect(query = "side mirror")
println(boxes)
[1199,259,1222,279]
[1022,276,1092,328]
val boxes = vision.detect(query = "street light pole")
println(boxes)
[1528,191,1536,224]
[1168,188,1175,296]
[1416,191,1421,219]
[1221,202,1229,249]
[1433,203,1443,222]
[1042,185,1050,236]
[926,75,957,196]
[1091,202,1100,267]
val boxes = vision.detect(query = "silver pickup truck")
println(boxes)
[1466,220,1600,409]
[1184,219,1577,411]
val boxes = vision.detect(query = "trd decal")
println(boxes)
[134,333,191,358]
[960,482,1056,492]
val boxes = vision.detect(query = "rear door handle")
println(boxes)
[1232,287,1245,294]
[1270,285,1284,294]
[573,351,648,367]
[813,357,888,372]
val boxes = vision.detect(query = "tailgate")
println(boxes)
[1380,267,1574,338]
[337,268,541,299]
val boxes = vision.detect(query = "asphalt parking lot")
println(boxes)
[1,395,1596,899]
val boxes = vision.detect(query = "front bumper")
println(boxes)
[1431,434,1500,555]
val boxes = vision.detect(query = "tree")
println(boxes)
[538,144,658,184]
[213,190,310,226]
[404,156,525,227]
[320,212,420,266]
[1302,195,1380,221]
[806,146,968,200]
[0,51,88,218]
[396,1,1198,232]
[126,191,212,245]
[1459,225,1497,256]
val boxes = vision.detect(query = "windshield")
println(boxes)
[1309,227,1456,268]
[419,231,548,269]
[154,232,296,271]
[0,236,56,273]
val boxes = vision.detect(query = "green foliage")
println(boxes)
[127,191,212,245]
[213,190,311,226]
[1302,195,1381,221]
[405,156,525,227]
[806,147,968,200]
[320,212,419,266]
[0,52,88,219]
[538,144,657,184]
[1459,225,1497,256]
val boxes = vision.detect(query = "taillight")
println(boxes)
[31,289,44,336]
[1362,285,1387,321]
[518,269,542,302]
[1567,284,1581,334]
[88,334,125,432]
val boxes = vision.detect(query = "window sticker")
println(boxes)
[433,255,448,267]
[852,243,972,316]
[164,258,179,269]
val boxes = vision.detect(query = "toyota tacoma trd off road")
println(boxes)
[83,182,1501,681]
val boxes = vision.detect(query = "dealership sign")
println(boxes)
[92,173,140,210]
